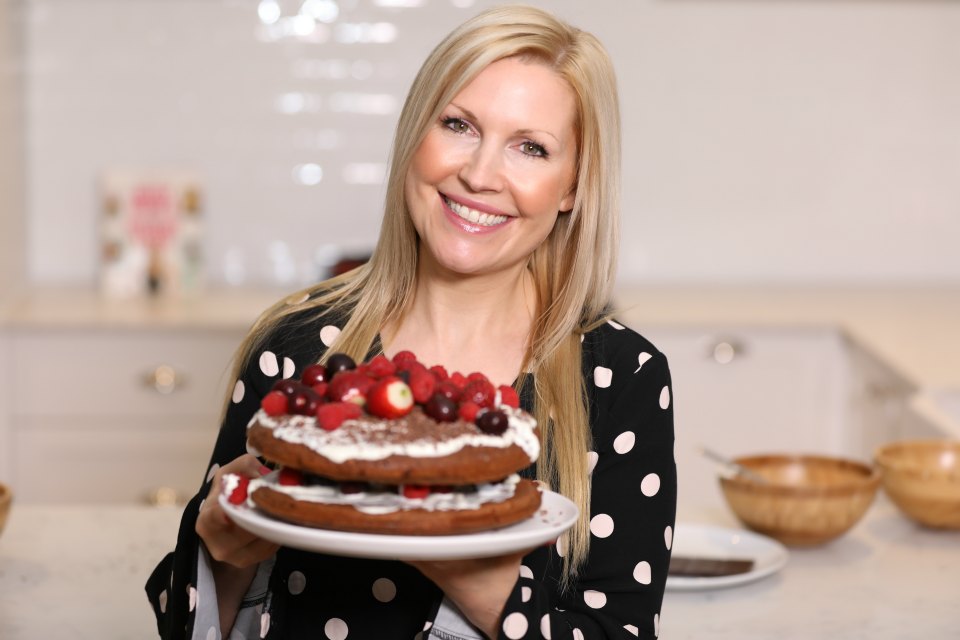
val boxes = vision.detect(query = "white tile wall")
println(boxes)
[19,0,960,288]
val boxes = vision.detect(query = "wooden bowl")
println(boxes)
[874,439,960,529]
[719,454,880,546]
[0,483,11,538]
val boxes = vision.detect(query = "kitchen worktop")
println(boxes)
[0,499,957,639]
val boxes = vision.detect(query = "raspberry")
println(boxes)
[429,365,449,381]
[261,390,289,416]
[449,371,467,389]
[226,475,250,505]
[316,401,362,431]
[279,468,302,486]
[498,384,520,408]
[458,400,481,422]
[461,379,496,409]
[392,350,419,367]
[408,367,437,404]
[467,371,489,384]
[435,380,462,402]
[366,354,396,378]
[402,484,430,500]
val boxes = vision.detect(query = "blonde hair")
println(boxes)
[225,5,621,583]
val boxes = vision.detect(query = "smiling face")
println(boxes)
[404,56,579,280]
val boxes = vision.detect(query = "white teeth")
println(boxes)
[444,196,508,226]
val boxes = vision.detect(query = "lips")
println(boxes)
[442,194,509,227]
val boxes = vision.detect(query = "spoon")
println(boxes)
[697,445,769,484]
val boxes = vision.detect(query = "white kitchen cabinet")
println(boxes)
[3,327,245,503]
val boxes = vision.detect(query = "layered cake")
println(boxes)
[225,351,542,535]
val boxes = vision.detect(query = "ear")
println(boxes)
[559,185,576,214]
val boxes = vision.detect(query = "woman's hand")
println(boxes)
[196,454,280,633]
[409,548,532,639]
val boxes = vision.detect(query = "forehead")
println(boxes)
[450,57,577,136]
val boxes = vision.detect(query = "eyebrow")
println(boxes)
[449,102,562,146]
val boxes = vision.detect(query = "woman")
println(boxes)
[147,5,675,639]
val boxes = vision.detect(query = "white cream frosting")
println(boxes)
[247,405,540,464]
[238,471,523,515]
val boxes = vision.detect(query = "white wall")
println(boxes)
[20,0,960,288]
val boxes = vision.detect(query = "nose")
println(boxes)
[458,143,504,193]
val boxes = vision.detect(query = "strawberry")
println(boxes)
[402,484,430,500]
[279,468,303,486]
[316,401,362,431]
[498,384,520,408]
[366,376,415,419]
[429,365,449,381]
[366,354,396,378]
[458,400,481,422]
[461,379,496,409]
[408,366,437,404]
[326,371,374,405]
[261,390,289,416]
[226,475,250,505]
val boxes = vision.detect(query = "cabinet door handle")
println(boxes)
[708,338,747,364]
[143,365,185,394]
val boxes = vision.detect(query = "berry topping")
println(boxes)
[272,379,302,397]
[497,384,520,408]
[429,364,449,381]
[290,388,322,416]
[391,350,418,367]
[402,484,431,500]
[458,400,481,422]
[435,380,462,402]
[476,409,509,435]
[311,382,329,398]
[279,468,303,486]
[261,390,289,416]
[300,363,328,386]
[408,366,437,404]
[316,401,363,431]
[366,376,415,419]
[340,481,366,494]
[325,353,357,376]
[461,379,496,409]
[326,371,374,405]
[365,354,397,378]
[424,392,458,422]
[467,371,490,383]
[226,475,250,505]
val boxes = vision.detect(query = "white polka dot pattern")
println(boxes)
[259,351,280,376]
[555,535,566,557]
[590,513,614,538]
[573,628,585,640]
[634,561,652,585]
[372,577,396,602]
[288,570,306,595]
[541,614,552,639]
[282,356,296,379]
[206,463,219,483]
[624,624,639,636]
[320,325,341,347]
[188,585,197,612]
[260,612,271,638]
[158,589,167,613]
[608,320,624,330]
[584,590,607,608]
[519,565,534,580]
[325,618,348,640]
[521,586,532,602]
[287,292,309,305]
[634,351,653,373]
[655,613,660,637]
[586,451,599,474]
[503,612,528,639]
[613,431,635,454]
[659,385,670,409]
[641,473,661,497]
[665,525,673,550]
[232,380,245,403]
[593,366,613,388]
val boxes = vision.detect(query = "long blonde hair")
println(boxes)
[226,5,621,582]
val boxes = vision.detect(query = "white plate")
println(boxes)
[666,523,789,591]
[220,490,578,561]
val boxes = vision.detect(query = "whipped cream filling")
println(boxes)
[244,471,522,515]
[249,405,540,464]
[444,195,508,226]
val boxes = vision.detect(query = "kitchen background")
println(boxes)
[2,0,959,291]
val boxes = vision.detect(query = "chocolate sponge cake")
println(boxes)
[228,351,542,536]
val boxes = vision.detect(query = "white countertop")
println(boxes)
[1,499,957,639]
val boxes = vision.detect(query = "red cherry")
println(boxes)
[301,363,328,386]
[402,484,430,500]
[424,393,458,422]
